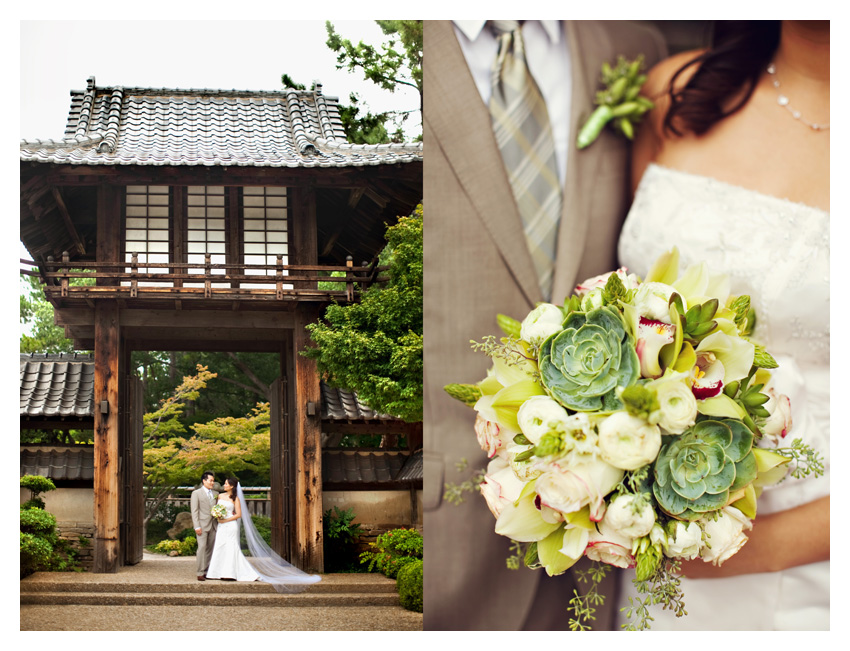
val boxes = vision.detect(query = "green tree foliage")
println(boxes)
[325,20,423,141]
[303,205,422,422]
[142,365,272,525]
[20,274,78,353]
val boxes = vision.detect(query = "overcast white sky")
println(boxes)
[20,19,420,141]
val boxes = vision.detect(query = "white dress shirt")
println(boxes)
[452,20,573,186]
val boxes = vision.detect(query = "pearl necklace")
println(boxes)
[766,63,829,131]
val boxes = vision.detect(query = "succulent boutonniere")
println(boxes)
[577,55,654,149]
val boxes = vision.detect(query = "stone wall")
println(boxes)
[55,521,95,571]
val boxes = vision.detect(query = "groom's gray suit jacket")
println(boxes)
[191,486,219,575]
[422,20,667,631]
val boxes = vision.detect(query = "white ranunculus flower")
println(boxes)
[534,458,623,521]
[580,288,605,311]
[597,412,662,470]
[650,375,698,434]
[664,521,702,560]
[602,494,656,539]
[633,281,678,323]
[699,506,752,566]
[479,457,527,519]
[516,395,570,445]
[520,303,564,347]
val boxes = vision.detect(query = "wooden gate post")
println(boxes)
[93,301,121,572]
[293,305,323,573]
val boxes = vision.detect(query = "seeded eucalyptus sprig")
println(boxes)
[621,558,687,631]
[773,438,825,480]
[567,562,611,630]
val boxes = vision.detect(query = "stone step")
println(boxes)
[20,577,397,595]
[21,590,400,608]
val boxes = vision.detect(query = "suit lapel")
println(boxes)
[425,21,542,307]
[550,22,609,304]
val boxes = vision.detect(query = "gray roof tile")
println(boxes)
[20,353,95,419]
[20,446,95,481]
[20,76,422,168]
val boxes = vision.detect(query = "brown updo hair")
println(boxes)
[224,476,240,500]
[664,21,781,136]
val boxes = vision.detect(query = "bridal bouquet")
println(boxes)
[445,248,823,630]
[211,503,227,520]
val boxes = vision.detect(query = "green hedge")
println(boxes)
[396,559,423,612]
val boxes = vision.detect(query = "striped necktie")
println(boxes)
[488,20,562,301]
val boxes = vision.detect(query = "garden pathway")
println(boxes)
[20,554,422,631]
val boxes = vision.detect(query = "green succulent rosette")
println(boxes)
[653,418,758,520]
[538,305,639,412]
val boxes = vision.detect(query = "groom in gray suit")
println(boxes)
[423,20,666,630]
[190,471,218,581]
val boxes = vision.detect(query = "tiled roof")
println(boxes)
[322,450,421,486]
[20,76,422,168]
[20,353,95,420]
[20,353,394,423]
[20,446,95,481]
[321,381,394,420]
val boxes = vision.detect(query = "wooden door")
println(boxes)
[270,376,294,561]
[122,375,145,565]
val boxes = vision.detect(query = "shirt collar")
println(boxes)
[453,20,562,44]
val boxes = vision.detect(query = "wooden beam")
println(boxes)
[50,187,86,255]
[55,307,297,330]
[293,305,323,572]
[93,301,120,573]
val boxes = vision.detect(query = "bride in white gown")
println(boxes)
[206,477,322,592]
[206,478,261,582]
[615,20,829,630]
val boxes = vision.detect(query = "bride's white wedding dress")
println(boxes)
[616,163,830,631]
[206,497,261,582]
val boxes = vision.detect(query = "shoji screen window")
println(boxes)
[242,187,290,289]
[124,185,170,286]
[186,186,227,287]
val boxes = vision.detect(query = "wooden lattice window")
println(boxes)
[242,187,290,289]
[185,186,227,286]
[124,185,170,285]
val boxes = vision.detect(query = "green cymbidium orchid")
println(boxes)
[539,306,640,412]
[653,419,758,520]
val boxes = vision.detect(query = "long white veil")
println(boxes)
[236,483,321,593]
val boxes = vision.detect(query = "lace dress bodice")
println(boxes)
[616,163,830,630]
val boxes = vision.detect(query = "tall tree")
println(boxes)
[303,205,423,422]
[324,20,423,141]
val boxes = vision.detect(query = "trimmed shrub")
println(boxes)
[359,527,423,579]
[397,559,423,612]
[153,535,197,556]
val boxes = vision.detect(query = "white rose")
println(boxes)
[650,375,698,434]
[520,303,564,347]
[479,457,527,519]
[597,412,662,470]
[517,395,571,445]
[664,521,702,560]
[762,389,792,444]
[585,523,635,568]
[602,494,656,539]
[699,506,752,566]
[534,458,623,521]
[633,281,678,323]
